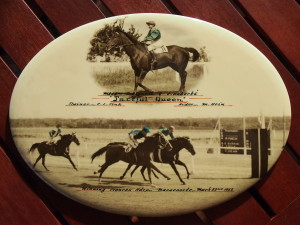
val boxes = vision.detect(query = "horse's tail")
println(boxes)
[185,48,200,62]
[29,143,40,152]
[91,146,109,163]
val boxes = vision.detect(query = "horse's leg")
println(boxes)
[120,163,133,180]
[147,166,152,185]
[41,155,49,171]
[63,154,78,171]
[140,166,148,181]
[149,163,170,180]
[130,165,140,177]
[179,70,187,92]
[134,75,138,94]
[33,154,42,168]
[151,169,159,179]
[132,66,140,94]
[137,70,153,92]
[175,160,190,179]
[98,162,112,183]
[169,161,185,185]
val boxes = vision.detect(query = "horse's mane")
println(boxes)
[117,29,138,44]
[61,134,71,139]
[176,136,190,139]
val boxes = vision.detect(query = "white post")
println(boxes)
[243,117,247,155]
[283,112,286,147]
[259,111,265,129]
[268,117,273,156]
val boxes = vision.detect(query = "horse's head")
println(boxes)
[71,132,80,146]
[106,31,123,51]
[177,137,196,155]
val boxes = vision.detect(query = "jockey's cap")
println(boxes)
[169,126,175,131]
[146,21,156,26]
[143,126,151,133]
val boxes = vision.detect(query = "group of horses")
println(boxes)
[29,132,196,185]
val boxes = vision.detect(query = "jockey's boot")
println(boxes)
[150,50,157,70]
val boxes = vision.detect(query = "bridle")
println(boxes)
[107,32,135,51]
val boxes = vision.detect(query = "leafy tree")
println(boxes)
[199,46,209,62]
[87,17,142,61]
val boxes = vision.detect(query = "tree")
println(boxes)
[87,17,142,61]
[199,46,209,62]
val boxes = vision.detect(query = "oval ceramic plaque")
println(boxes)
[10,14,291,216]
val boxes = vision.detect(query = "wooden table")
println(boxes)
[0,0,299,224]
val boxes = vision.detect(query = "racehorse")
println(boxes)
[29,133,80,171]
[105,28,200,93]
[91,133,172,185]
[120,137,196,185]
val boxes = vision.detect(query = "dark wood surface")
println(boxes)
[0,0,299,224]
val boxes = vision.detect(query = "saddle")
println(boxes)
[47,142,58,154]
[108,142,133,153]
[151,45,168,54]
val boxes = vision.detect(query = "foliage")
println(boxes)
[194,46,210,62]
[11,117,290,130]
[87,17,142,60]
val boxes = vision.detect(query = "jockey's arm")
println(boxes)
[170,132,175,140]
[144,29,161,41]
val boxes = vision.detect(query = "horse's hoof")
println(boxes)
[120,176,124,180]
[166,177,171,180]
[94,171,98,174]
[181,182,186,185]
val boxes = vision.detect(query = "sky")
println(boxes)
[10,14,291,120]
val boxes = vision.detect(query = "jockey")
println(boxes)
[143,21,161,69]
[49,124,62,145]
[159,126,175,140]
[128,126,151,147]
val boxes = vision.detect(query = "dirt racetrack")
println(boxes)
[12,127,283,216]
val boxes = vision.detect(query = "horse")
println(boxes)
[29,133,80,171]
[105,28,200,93]
[120,137,196,185]
[91,133,172,185]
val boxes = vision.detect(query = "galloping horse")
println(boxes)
[91,133,172,185]
[120,137,196,185]
[29,133,80,171]
[106,29,200,93]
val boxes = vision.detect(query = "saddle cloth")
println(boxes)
[152,45,168,54]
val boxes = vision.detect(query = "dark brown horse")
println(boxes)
[29,133,80,171]
[91,133,172,185]
[120,137,196,185]
[106,29,200,93]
